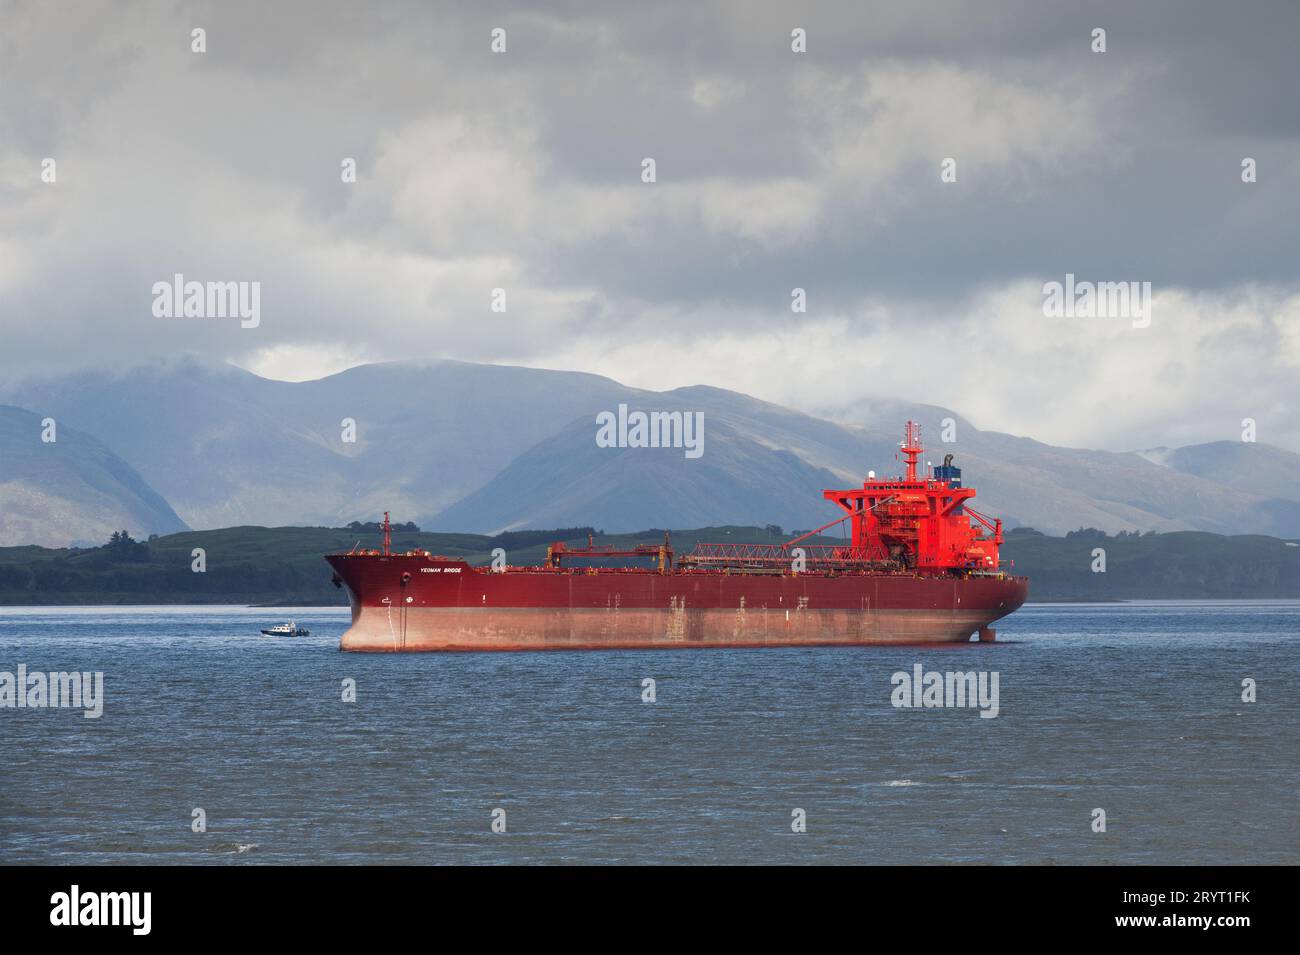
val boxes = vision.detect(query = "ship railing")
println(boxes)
[683,542,893,568]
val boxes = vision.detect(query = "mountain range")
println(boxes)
[2,358,1299,547]
[0,404,188,547]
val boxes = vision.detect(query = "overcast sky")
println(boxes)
[2,0,1298,451]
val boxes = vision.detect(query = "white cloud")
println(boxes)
[690,75,746,111]
[528,281,1300,452]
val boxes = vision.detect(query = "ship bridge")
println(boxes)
[817,421,1001,572]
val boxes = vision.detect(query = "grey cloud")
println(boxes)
[1,0,1298,452]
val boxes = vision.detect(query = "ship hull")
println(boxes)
[335,605,1018,652]
[326,554,1028,652]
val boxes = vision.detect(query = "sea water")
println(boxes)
[1,602,1295,864]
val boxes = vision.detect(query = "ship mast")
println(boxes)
[901,420,922,482]
[382,511,392,557]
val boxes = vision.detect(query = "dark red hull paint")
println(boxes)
[325,553,1029,652]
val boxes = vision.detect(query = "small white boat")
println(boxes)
[260,620,310,637]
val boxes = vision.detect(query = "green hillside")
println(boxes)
[0,524,1297,605]
[1000,527,1300,600]
[0,524,795,605]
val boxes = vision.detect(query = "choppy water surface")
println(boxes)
[1,602,1296,864]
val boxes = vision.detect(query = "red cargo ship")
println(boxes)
[326,422,1028,651]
